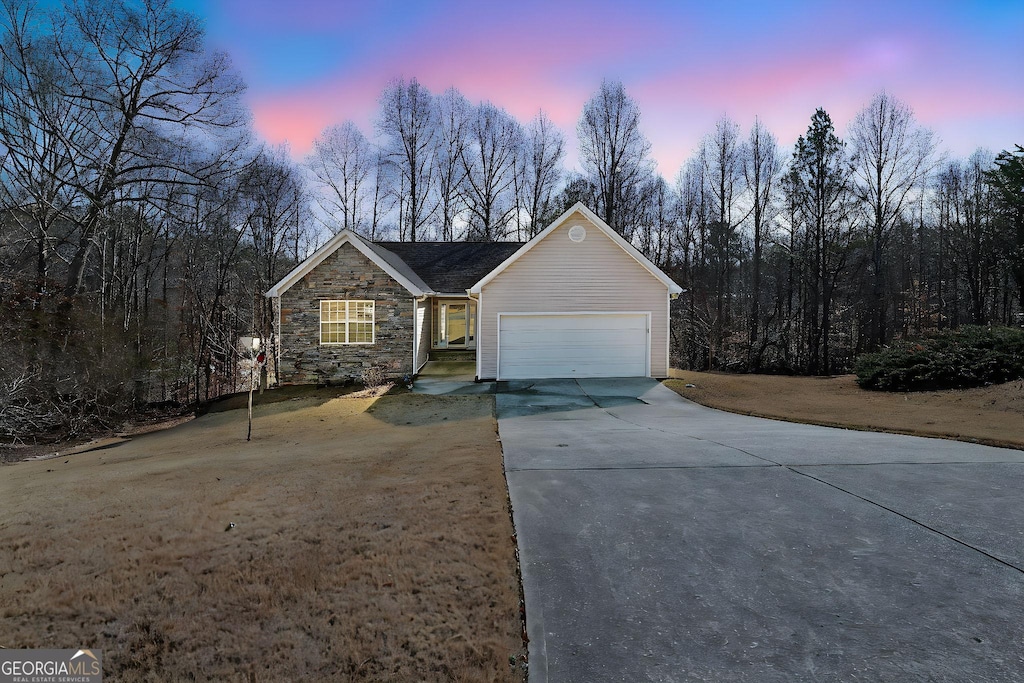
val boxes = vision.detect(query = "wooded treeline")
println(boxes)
[667,105,1023,375]
[306,76,1023,376]
[0,0,311,437]
[1,0,1021,440]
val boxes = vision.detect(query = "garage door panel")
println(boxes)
[501,316,647,333]
[505,350,641,367]
[501,336,644,352]
[498,314,649,379]
[502,328,646,345]
[509,358,647,375]
[500,344,641,361]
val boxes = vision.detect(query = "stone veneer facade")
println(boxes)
[276,243,415,384]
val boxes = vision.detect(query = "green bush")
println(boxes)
[855,326,1024,392]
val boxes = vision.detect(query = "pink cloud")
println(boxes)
[628,24,1024,173]
[249,77,382,157]
[244,3,1023,176]
[246,0,677,160]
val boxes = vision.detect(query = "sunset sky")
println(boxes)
[182,0,1023,175]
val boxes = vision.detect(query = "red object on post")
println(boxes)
[256,352,266,365]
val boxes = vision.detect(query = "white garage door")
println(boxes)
[498,313,649,380]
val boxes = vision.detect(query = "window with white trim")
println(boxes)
[320,300,375,344]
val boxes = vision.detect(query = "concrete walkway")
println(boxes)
[496,378,1024,682]
[411,361,493,396]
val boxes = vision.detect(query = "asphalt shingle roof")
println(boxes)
[374,241,525,293]
[360,241,431,293]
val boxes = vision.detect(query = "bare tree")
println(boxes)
[672,156,713,368]
[432,87,469,241]
[307,121,373,234]
[577,79,652,233]
[643,174,672,265]
[377,77,435,241]
[460,101,523,241]
[741,117,782,369]
[938,151,998,324]
[553,172,598,216]
[674,157,707,276]
[242,147,305,385]
[618,170,659,245]
[245,147,304,293]
[705,116,744,230]
[701,116,745,343]
[849,91,937,347]
[0,0,257,422]
[520,110,565,237]
[0,0,90,281]
[366,148,394,241]
[50,0,248,296]
[176,173,252,402]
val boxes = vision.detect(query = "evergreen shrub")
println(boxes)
[854,326,1024,392]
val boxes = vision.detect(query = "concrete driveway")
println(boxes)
[497,378,1024,682]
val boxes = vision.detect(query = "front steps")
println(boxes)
[429,349,476,362]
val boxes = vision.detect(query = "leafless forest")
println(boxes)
[2,0,1021,439]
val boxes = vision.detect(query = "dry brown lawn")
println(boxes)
[666,371,1024,449]
[0,391,525,682]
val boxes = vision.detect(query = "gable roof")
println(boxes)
[265,203,681,300]
[264,229,523,298]
[265,229,430,298]
[468,202,684,294]
[375,241,524,294]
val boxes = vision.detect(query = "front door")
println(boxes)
[433,299,476,349]
[446,303,467,346]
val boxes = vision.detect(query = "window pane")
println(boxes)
[321,300,347,323]
[353,301,373,321]
[321,322,346,344]
[350,322,373,343]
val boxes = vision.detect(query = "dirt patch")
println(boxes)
[0,392,525,681]
[666,371,1024,450]
[198,382,364,414]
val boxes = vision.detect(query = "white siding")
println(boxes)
[479,211,670,379]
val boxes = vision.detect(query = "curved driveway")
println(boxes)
[496,378,1024,682]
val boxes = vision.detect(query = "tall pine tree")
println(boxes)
[788,109,855,374]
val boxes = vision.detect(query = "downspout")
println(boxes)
[467,289,481,382]
[274,296,282,387]
[668,291,679,380]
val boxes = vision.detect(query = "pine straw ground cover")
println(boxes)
[666,371,1024,450]
[0,391,526,682]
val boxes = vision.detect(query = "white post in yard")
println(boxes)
[244,336,261,441]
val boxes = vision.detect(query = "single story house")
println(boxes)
[265,202,683,382]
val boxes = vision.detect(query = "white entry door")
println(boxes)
[498,313,649,380]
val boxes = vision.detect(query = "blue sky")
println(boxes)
[178,0,1023,173]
